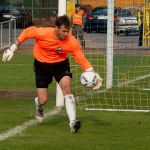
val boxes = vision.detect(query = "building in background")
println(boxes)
[78,0,144,8]
[67,0,75,19]
[143,0,150,46]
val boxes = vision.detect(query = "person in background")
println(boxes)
[71,4,86,49]
[2,15,102,134]
[137,8,143,46]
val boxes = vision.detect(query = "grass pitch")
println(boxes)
[0,98,150,150]
[0,53,150,149]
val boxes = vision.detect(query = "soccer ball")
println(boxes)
[80,72,97,88]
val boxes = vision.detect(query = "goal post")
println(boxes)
[106,0,114,89]
[56,0,67,107]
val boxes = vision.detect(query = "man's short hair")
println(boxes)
[55,15,71,29]
[75,4,80,8]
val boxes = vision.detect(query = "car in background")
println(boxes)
[84,6,108,33]
[114,8,139,35]
[0,2,32,28]
[80,4,93,20]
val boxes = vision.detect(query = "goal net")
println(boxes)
[64,0,150,112]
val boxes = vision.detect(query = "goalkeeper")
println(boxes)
[2,15,102,133]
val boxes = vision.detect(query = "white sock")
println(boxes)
[65,94,76,124]
[35,97,43,108]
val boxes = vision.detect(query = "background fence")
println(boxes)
[0,0,149,49]
[0,19,16,50]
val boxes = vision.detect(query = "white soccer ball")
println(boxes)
[80,72,97,88]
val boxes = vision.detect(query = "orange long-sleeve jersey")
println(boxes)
[17,26,92,71]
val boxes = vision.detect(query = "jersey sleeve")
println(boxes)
[71,37,92,71]
[17,26,38,43]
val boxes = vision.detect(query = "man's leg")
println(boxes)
[35,88,48,122]
[138,24,143,46]
[59,76,80,133]
[33,59,53,122]
[64,94,80,133]
[78,26,85,49]
[72,25,78,39]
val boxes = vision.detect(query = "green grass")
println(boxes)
[0,54,56,91]
[0,98,150,150]
[0,54,34,91]
[0,53,150,149]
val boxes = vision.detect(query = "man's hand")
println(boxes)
[93,73,102,90]
[85,68,102,90]
[2,44,17,62]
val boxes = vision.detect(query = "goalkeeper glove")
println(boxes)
[93,73,102,90]
[2,44,17,62]
[85,67,102,90]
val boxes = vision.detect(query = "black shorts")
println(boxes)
[34,59,72,88]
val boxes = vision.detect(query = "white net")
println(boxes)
[67,0,150,112]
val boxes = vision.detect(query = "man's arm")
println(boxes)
[71,48,102,90]
[2,26,37,62]
[17,26,37,43]
[2,42,19,62]
[72,49,92,71]
[15,40,20,47]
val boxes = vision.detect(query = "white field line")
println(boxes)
[142,88,150,90]
[84,108,150,112]
[0,107,61,141]
[116,73,150,88]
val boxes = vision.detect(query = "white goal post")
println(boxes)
[56,0,66,107]
[106,0,114,89]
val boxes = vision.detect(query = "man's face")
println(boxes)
[75,6,80,12]
[56,25,70,40]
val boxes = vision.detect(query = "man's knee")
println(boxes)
[38,96,48,105]
[61,85,71,95]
